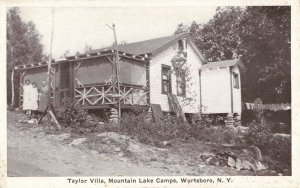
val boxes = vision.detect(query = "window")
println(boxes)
[176,71,186,96]
[161,65,171,94]
[233,73,239,89]
[178,40,184,51]
[178,39,187,57]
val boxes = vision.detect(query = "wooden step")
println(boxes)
[150,104,164,125]
[167,93,186,122]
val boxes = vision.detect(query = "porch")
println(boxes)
[72,82,150,109]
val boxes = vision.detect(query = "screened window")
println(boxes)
[233,73,239,89]
[162,65,171,94]
[177,71,186,96]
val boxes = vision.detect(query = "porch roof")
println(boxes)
[14,49,148,70]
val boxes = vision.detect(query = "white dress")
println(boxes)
[30,87,39,111]
[23,84,32,110]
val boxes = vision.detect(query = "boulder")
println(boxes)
[162,141,171,147]
[90,150,99,154]
[58,133,71,141]
[117,152,124,157]
[68,138,87,146]
[227,156,236,167]
[235,158,243,170]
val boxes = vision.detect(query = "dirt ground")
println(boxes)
[7,111,284,177]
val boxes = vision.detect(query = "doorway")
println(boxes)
[59,62,72,104]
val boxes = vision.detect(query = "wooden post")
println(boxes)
[18,70,26,109]
[112,24,121,125]
[10,47,15,107]
[38,7,61,130]
[47,8,54,126]
[146,62,150,106]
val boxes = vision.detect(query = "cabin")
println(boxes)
[15,33,244,119]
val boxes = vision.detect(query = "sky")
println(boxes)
[19,6,217,59]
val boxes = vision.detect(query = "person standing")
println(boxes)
[38,80,49,112]
[30,83,39,116]
[23,79,32,116]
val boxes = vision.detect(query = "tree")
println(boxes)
[7,7,45,107]
[175,6,291,103]
[174,23,189,34]
[240,6,291,103]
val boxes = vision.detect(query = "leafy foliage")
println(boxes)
[244,121,291,163]
[116,110,189,145]
[7,8,45,106]
[100,111,239,146]
[244,122,273,149]
[175,6,291,103]
[58,98,102,134]
[58,98,89,127]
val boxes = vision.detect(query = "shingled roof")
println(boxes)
[201,59,245,70]
[16,33,206,70]
[118,33,188,55]
[89,33,188,56]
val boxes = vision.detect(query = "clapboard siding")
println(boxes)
[201,67,232,114]
[149,41,202,113]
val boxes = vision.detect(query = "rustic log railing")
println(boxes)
[74,83,149,107]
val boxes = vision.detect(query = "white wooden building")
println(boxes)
[118,33,244,115]
[15,33,244,116]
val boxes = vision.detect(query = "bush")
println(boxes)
[111,110,239,146]
[57,98,100,134]
[244,121,291,164]
[190,126,240,144]
[244,122,273,150]
[269,135,291,163]
[116,110,190,145]
[190,114,213,128]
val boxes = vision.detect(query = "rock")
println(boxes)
[68,138,87,146]
[97,132,130,141]
[98,122,105,125]
[162,141,171,146]
[28,118,38,124]
[117,152,123,157]
[236,126,249,133]
[110,114,119,118]
[227,156,236,167]
[90,150,99,154]
[235,158,243,171]
[115,147,121,152]
[58,133,71,141]
[278,173,283,176]
[198,164,206,168]
[257,162,267,170]
[205,157,213,164]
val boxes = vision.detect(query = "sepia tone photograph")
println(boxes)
[6,6,291,178]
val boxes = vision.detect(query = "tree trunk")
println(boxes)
[10,67,15,107]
